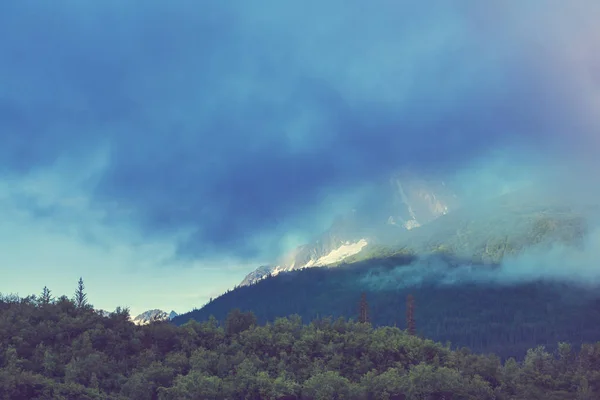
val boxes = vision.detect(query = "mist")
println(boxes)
[359,152,600,291]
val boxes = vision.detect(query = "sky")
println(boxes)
[1,1,599,316]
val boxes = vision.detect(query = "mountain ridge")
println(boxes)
[240,172,458,286]
[131,309,179,325]
[95,308,179,325]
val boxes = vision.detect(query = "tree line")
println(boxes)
[174,260,600,360]
[1,280,600,399]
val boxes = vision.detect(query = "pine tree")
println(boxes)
[40,286,53,305]
[406,294,416,336]
[74,277,88,309]
[358,292,369,323]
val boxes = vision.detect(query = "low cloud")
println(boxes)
[360,232,600,290]
[360,168,600,291]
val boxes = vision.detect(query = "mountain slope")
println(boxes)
[173,257,600,360]
[359,188,595,265]
[174,192,600,359]
[131,309,178,325]
[240,172,458,286]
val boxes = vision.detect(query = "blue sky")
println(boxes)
[1,1,599,315]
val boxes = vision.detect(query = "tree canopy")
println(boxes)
[2,288,600,399]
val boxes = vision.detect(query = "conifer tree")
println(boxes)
[74,277,88,309]
[406,294,416,336]
[40,286,53,305]
[358,292,370,323]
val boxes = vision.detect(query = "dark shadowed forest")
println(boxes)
[174,257,600,361]
[2,282,600,399]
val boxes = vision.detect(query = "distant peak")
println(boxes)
[131,309,179,325]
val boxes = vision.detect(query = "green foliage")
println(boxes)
[39,286,53,306]
[225,308,257,336]
[74,277,90,310]
[3,290,600,399]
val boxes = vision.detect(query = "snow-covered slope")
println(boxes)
[304,239,368,267]
[131,309,179,325]
[245,238,369,284]
[239,265,275,287]
[93,308,179,324]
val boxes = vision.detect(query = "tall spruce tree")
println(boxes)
[40,286,53,305]
[74,277,88,309]
[358,292,370,323]
[406,294,416,335]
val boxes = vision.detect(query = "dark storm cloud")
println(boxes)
[1,1,599,260]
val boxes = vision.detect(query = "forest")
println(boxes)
[2,282,600,399]
[174,257,600,360]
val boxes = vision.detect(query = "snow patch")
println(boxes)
[131,309,179,325]
[308,239,368,267]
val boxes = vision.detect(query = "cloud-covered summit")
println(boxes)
[1,1,599,264]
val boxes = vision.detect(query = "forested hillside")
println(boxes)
[173,257,600,360]
[2,289,600,399]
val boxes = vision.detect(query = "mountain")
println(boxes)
[368,187,595,265]
[173,189,600,359]
[240,172,459,286]
[131,309,178,325]
[239,265,275,287]
[93,308,179,324]
[384,170,458,230]
[173,264,600,359]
